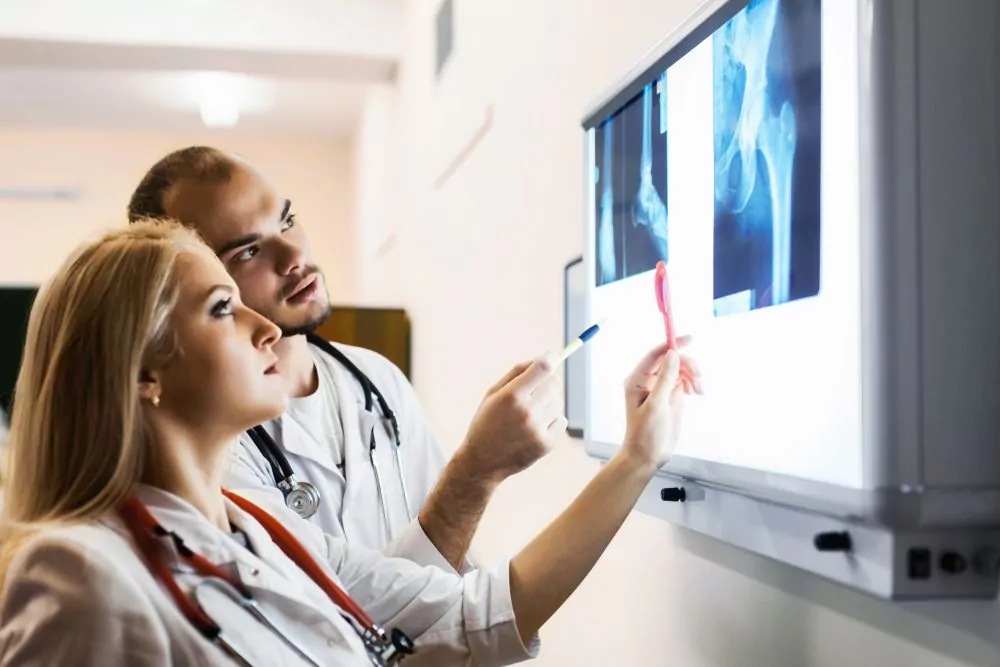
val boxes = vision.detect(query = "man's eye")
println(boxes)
[236,246,259,261]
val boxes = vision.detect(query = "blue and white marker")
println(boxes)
[558,318,607,363]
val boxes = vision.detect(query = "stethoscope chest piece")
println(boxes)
[248,336,411,526]
[280,476,322,520]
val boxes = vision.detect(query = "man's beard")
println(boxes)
[277,302,334,338]
[275,267,333,337]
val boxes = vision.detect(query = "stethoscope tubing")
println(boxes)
[119,493,415,667]
[195,578,324,667]
[248,336,412,529]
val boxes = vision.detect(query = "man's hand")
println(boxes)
[417,355,565,571]
[456,354,566,486]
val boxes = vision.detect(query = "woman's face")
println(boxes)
[150,245,286,436]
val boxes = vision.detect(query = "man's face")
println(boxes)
[161,159,332,337]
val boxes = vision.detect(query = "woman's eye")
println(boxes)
[211,298,233,318]
[281,214,296,232]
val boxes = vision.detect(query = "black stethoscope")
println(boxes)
[246,333,413,533]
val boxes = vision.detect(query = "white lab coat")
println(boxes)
[225,342,476,572]
[0,485,537,667]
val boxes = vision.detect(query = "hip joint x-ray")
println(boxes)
[587,0,864,489]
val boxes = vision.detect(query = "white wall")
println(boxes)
[353,0,1000,665]
[350,83,404,306]
[0,129,356,301]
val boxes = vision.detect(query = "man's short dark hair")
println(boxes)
[127,146,235,223]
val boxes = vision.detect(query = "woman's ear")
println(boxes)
[137,369,162,407]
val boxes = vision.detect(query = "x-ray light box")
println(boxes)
[581,0,1000,599]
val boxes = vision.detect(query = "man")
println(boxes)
[127,146,566,572]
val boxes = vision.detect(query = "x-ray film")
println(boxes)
[595,75,669,287]
[587,0,866,489]
[713,0,821,315]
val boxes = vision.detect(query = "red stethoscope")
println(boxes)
[118,490,415,667]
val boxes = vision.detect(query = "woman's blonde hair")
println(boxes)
[3,219,203,527]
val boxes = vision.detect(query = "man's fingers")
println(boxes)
[537,372,565,413]
[526,395,564,435]
[509,352,559,395]
[547,414,569,435]
[535,371,562,400]
[486,361,533,396]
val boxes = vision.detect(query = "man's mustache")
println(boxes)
[280,267,322,300]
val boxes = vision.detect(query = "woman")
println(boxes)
[0,220,696,666]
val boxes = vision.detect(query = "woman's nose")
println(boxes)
[252,311,282,349]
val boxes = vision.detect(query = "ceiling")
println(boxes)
[0,0,402,59]
[0,0,402,138]
[0,67,369,138]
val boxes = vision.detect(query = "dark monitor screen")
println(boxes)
[563,257,586,438]
[0,287,37,416]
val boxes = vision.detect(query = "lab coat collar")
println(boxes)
[131,485,234,561]
[131,484,297,567]
[129,485,343,624]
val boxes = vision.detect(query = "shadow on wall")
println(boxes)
[673,538,811,665]
[674,527,1000,666]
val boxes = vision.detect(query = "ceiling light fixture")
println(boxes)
[136,70,275,130]
[199,98,240,128]
[195,71,245,129]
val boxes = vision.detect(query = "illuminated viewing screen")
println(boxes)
[586,0,864,488]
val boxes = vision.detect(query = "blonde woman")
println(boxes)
[0,220,696,667]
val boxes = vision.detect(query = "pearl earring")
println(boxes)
[151,396,160,407]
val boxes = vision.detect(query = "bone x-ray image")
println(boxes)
[712,0,821,316]
[595,75,668,287]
